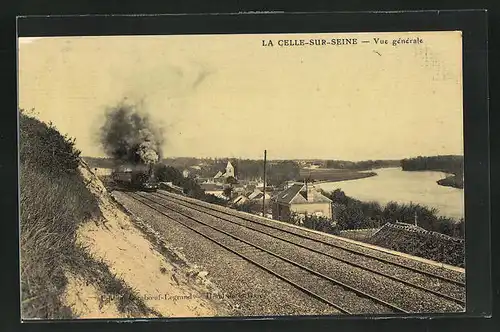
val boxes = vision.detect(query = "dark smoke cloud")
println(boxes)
[99,100,164,166]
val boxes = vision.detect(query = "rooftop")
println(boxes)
[200,183,223,191]
[273,183,332,205]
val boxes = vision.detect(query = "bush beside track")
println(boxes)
[368,223,465,268]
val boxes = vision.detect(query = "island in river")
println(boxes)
[316,167,464,221]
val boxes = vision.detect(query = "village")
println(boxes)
[159,160,335,223]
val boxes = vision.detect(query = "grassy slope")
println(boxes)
[19,111,152,319]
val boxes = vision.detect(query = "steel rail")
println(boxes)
[157,190,465,287]
[152,191,465,306]
[150,191,465,306]
[124,192,352,314]
[134,192,408,314]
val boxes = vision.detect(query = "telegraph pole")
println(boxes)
[262,150,267,217]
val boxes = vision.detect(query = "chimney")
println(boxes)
[307,184,315,201]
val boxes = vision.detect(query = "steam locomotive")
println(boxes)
[111,164,159,192]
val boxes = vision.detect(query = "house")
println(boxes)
[271,183,333,222]
[200,183,225,198]
[182,169,190,178]
[282,181,296,189]
[255,180,265,189]
[230,194,250,206]
[214,171,224,179]
[231,184,246,195]
[247,189,271,201]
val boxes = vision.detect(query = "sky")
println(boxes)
[18,31,463,161]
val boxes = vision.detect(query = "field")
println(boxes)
[299,168,377,183]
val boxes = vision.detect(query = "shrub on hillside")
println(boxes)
[287,212,340,236]
[19,111,100,318]
[204,194,227,206]
[19,111,81,176]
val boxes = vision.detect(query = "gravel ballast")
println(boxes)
[157,191,465,284]
[134,193,396,315]
[144,192,464,313]
[113,191,340,317]
[153,191,465,303]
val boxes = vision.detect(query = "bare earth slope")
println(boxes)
[63,161,231,318]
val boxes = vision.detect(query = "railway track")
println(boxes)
[151,193,466,307]
[156,190,465,287]
[126,191,408,315]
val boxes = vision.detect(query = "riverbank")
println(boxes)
[437,174,464,189]
[317,167,464,221]
[299,168,377,183]
[322,188,464,238]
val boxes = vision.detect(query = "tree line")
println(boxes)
[324,189,464,238]
[401,155,464,189]
[325,159,400,170]
[400,155,463,173]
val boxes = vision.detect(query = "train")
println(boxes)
[111,164,159,192]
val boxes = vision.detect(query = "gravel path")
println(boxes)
[113,191,340,317]
[153,192,465,303]
[144,192,464,314]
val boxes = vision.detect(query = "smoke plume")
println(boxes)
[99,101,163,166]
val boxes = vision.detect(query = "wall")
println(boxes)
[272,202,291,221]
[290,202,332,219]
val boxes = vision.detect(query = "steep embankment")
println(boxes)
[19,110,230,319]
[70,162,230,318]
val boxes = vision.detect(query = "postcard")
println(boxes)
[18,30,467,320]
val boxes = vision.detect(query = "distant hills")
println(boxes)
[82,157,115,168]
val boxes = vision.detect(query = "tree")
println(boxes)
[334,204,368,230]
[329,189,348,205]
[223,186,233,198]
[225,176,238,185]
[267,161,300,186]
[154,164,205,198]
[235,200,258,213]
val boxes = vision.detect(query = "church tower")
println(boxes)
[225,161,235,178]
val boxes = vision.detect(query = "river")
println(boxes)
[316,167,464,220]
